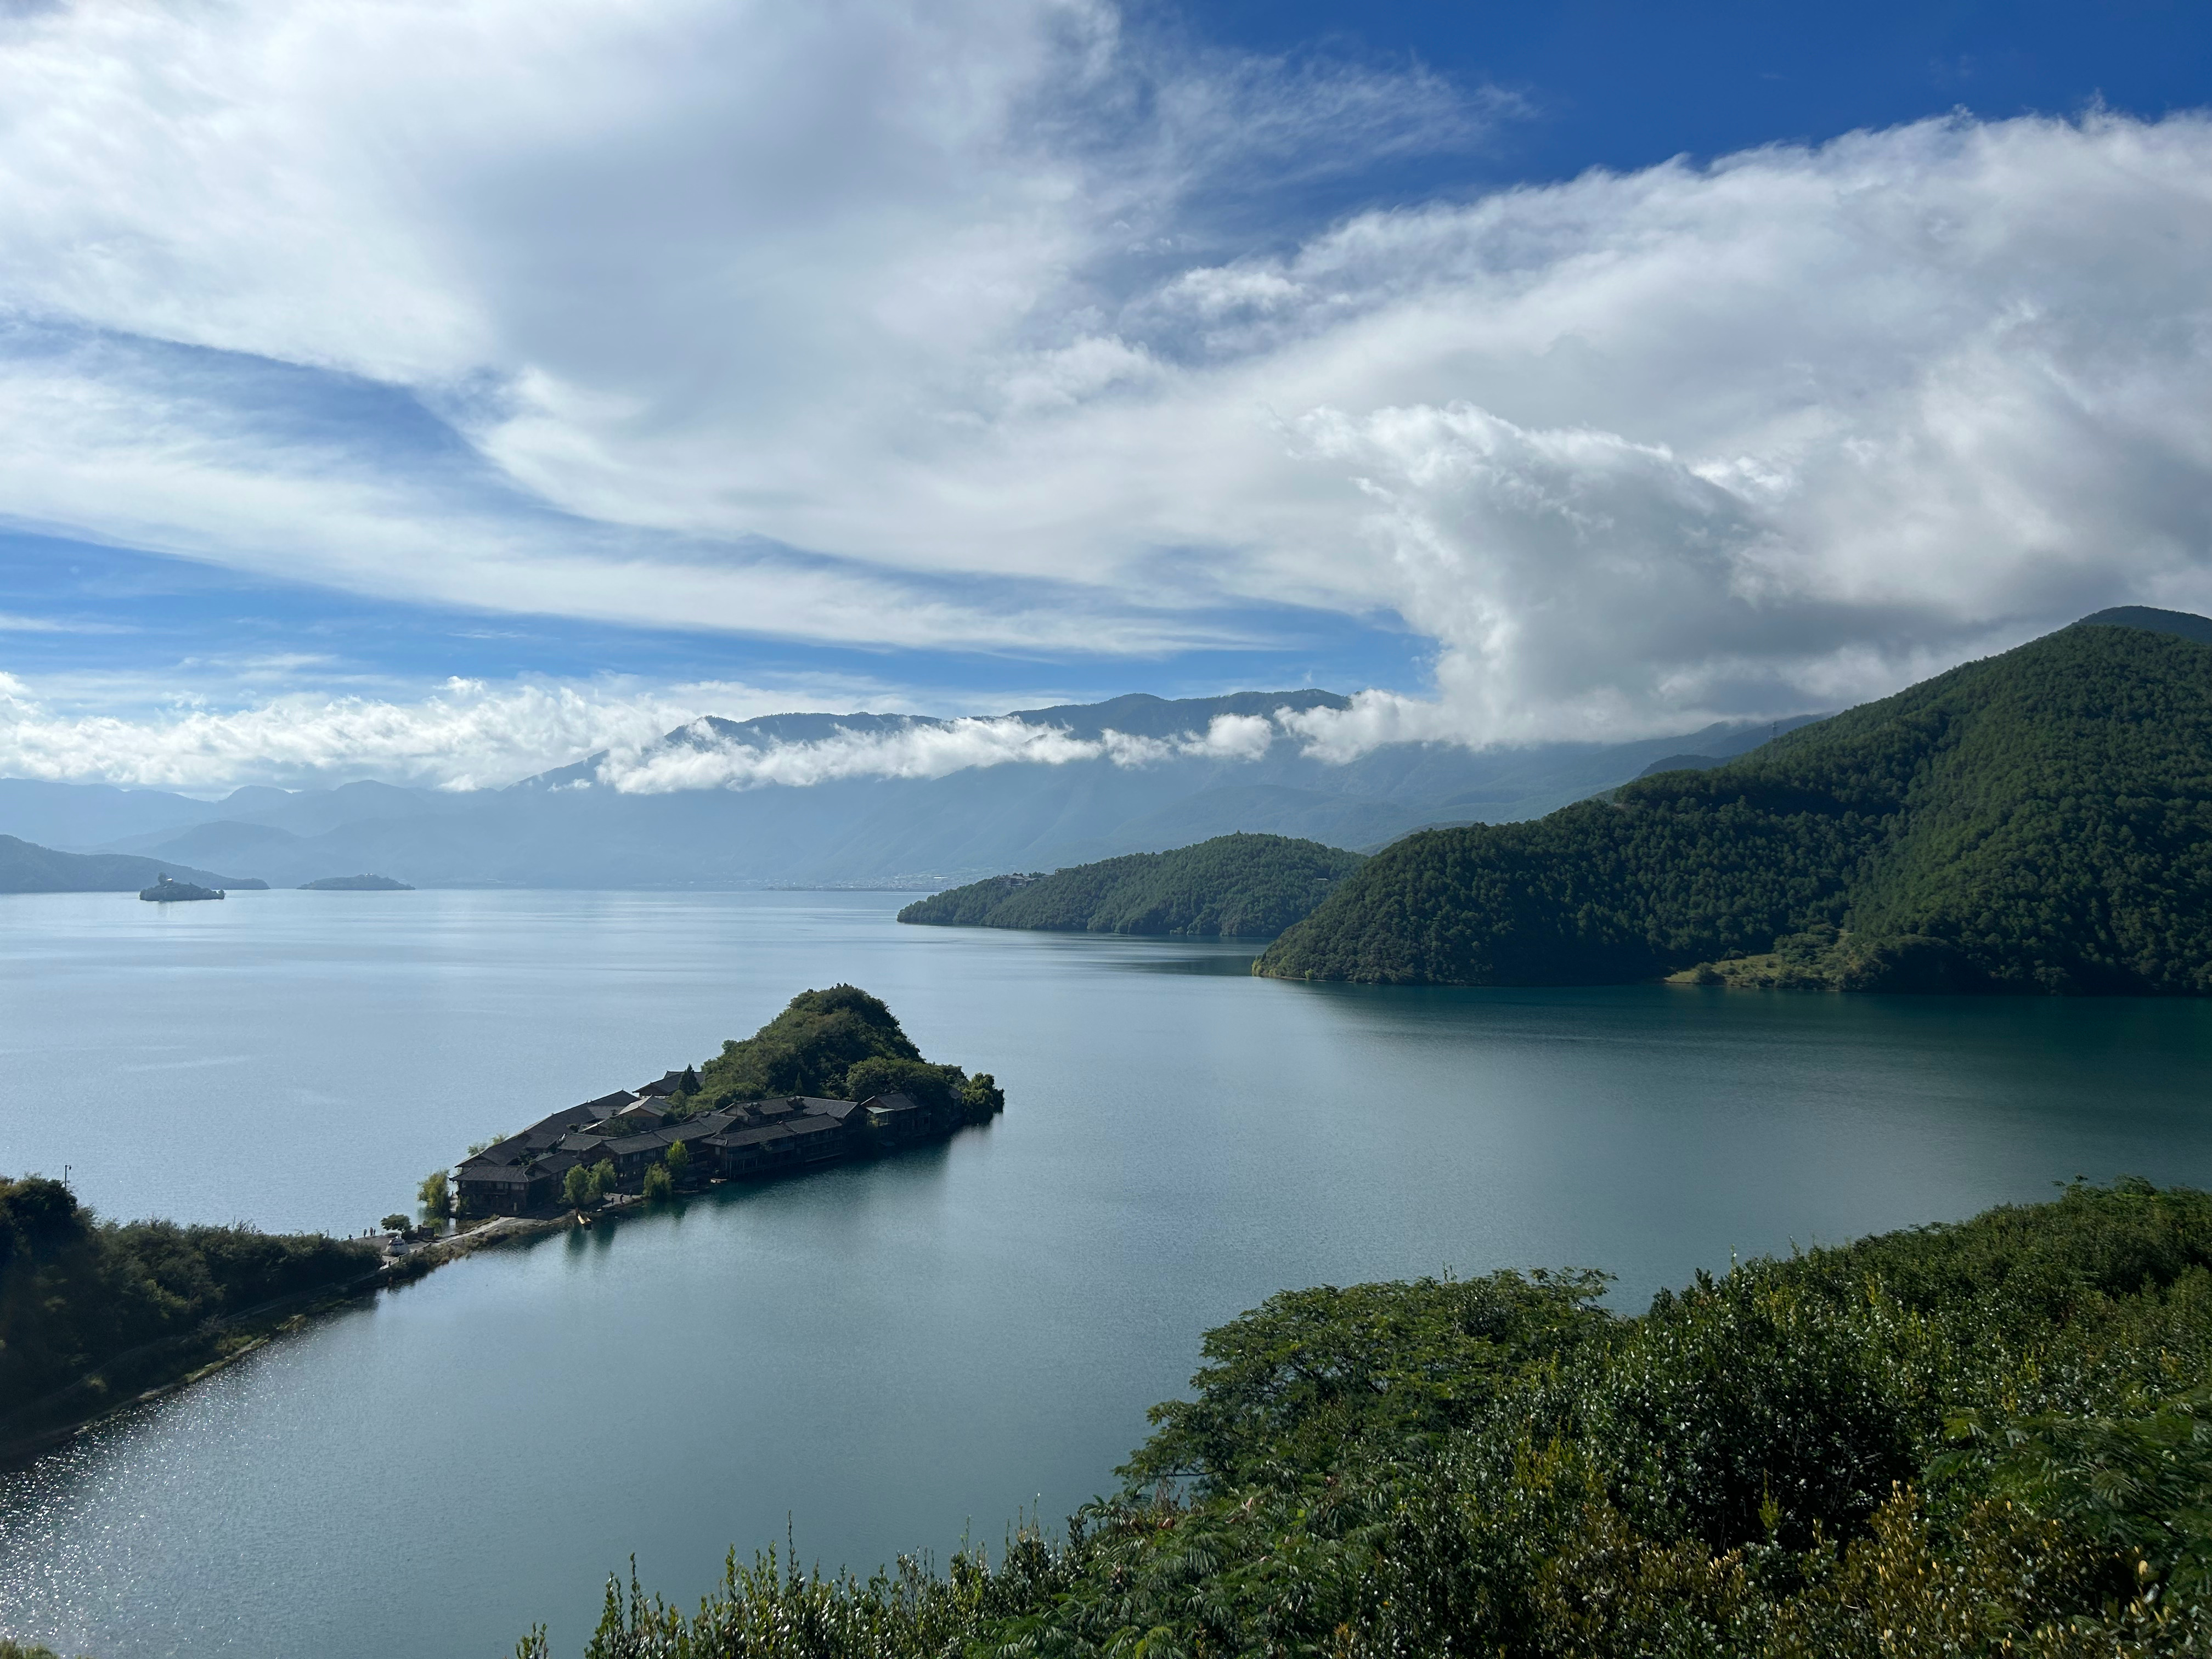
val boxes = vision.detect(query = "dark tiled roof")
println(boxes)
[557,1132,611,1154]
[785,1116,844,1138]
[802,1098,862,1122]
[708,1124,795,1149]
[458,1164,537,1187]
[863,1092,922,1113]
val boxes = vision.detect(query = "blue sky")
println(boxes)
[0,0,2206,788]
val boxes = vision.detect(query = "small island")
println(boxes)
[139,876,224,903]
[298,874,414,891]
[449,985,1003,1218]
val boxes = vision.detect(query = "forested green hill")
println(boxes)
[541,1180,2212,1656]
[1255,619,2212,991]
[690,985,1001,1120]
[0,1177,375,1448]
[896,832,1364,938]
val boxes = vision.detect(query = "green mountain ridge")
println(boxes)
[1256,617,2212,992]
[897,832,1366,938]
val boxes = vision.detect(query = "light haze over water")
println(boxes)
[2,889,2209,1657]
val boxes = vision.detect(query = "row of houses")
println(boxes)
[453,1069,950,1216]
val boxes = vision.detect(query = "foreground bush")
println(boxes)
[534,1180,2212,1657]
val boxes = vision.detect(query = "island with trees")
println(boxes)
[298,873,414,890]
[1257,612,2212,992]
[449,986,1002,1220]
[898,831,1365,938]
[529,1177,2212,1655]
[138,876,225,902]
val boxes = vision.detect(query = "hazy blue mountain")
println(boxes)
[0,690,1818,889]
[0,835,268,893]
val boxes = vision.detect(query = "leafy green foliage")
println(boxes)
[898,833,1365,938]
[417,1169,450,1223]
[0,1176,375,1427]
[696,985,924,1104]
[1122,1270,1612,1491]
[546,1182,2212,1657]
[641,1164,672,1203]
[693,986,998,1120]
[1260,623,2212,990]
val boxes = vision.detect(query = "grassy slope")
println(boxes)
[896,832,1365,938]
[548,1181,2212,1657]
[1255,623,2212,990]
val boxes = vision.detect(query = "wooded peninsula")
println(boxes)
[896,831,1363,937]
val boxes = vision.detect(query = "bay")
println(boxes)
[1,888,2208,1658]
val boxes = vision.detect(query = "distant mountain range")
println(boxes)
[0,692,1817,890]
[0,835,268,894]
[1259,608,2212,992]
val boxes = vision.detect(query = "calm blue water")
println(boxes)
[2,888,2209,1657]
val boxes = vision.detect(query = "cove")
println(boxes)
[2,889,2209,1658]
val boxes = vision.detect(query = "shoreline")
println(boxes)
[0,1207,608,1468]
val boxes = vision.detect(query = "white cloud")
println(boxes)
[0,673,865,791]
[595,709,1282,791]
[0,0,2206,751]
[0,667,1304,792]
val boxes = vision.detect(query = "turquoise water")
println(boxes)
[2,888,2209,1657]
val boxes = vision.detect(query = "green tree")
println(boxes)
[416,1169,450,1226]
[641,1164,672,1203]
[845,1054,962,1113]
[379,1213,408,1233]
[664,1139,691,1186]
[561,1165,592,1209]
[589,1159,615,1200]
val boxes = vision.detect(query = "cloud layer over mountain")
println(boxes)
[0,0,2207,785]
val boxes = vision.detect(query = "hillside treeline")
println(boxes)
[1258,622,2212,990]
[537,1180,2212,1656]
[0,1177,375,1438]
[899,833,1364,939]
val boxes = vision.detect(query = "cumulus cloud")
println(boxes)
[0,0,2207,753]
[596,710,1283,792]
[0,674,819,791]
[0,667,1300,793]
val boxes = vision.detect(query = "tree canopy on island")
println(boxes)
[898,831,1365,938]
[1257,619,2212,991]
[691,985,1000,1118]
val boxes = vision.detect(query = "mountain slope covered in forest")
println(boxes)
[1257,617,2212,992]
[899,833,1364,938]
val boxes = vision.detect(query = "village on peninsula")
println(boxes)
[439,985,1006,1225]
[453,1073,975,1215]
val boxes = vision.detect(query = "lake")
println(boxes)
[2,888,2209,1657]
